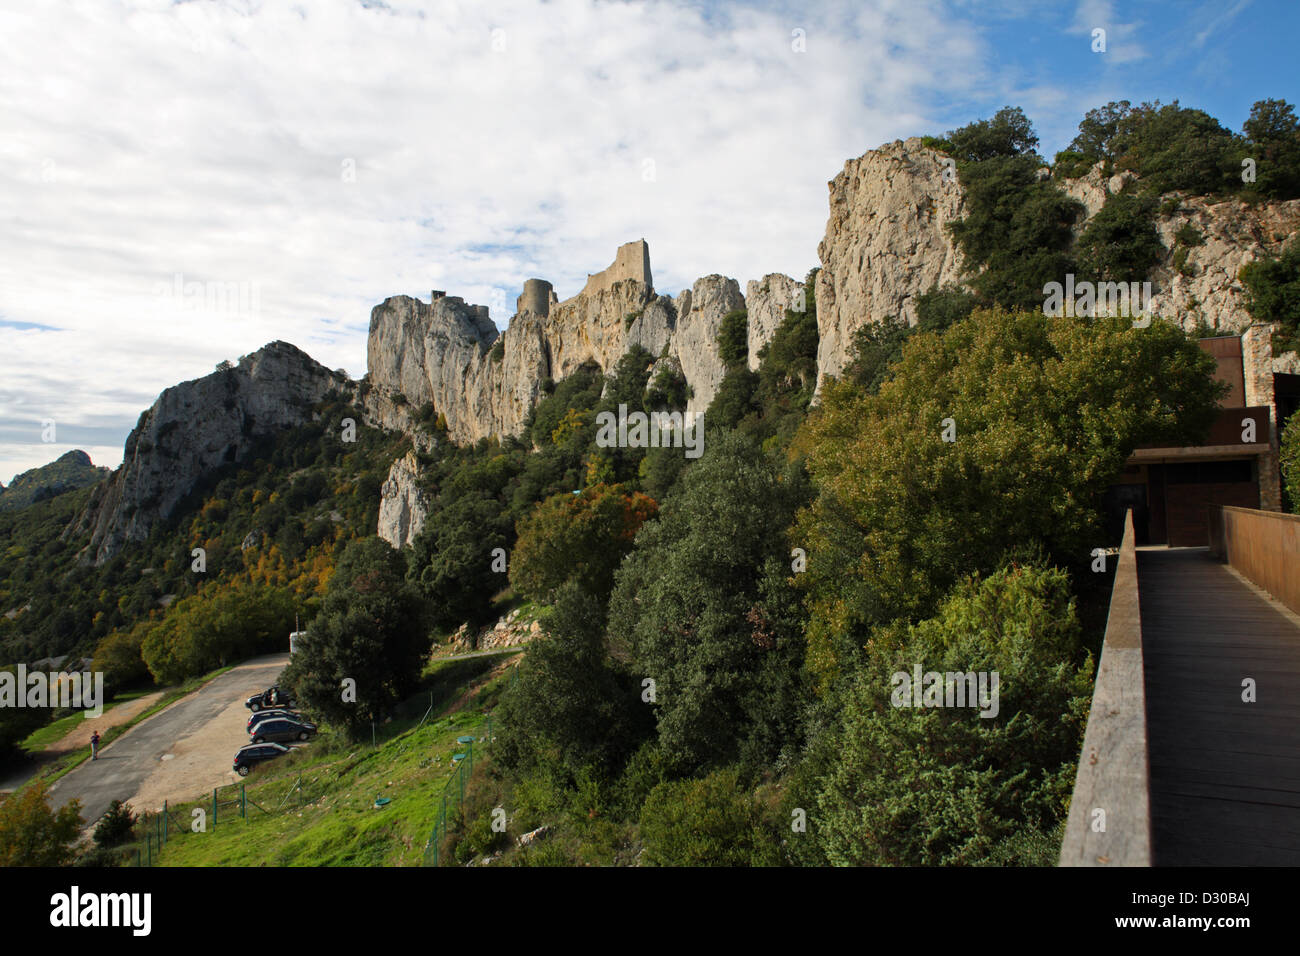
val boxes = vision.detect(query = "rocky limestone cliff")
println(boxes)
[814,137,967,387]
[365,241,763,443]
[377,450,429,549]
[1148,194,1300,333]
[814,140,1300,391]
[68,341,346,565]
[745,273,804,371]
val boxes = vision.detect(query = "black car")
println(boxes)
[245,686,294,711]
[233,742,290,776]
[250,718,318,744]
[247,709,302,733]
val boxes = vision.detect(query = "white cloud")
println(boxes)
[0,0,1022,482]
[1068,0,1147,65]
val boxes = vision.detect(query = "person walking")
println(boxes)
[90,731,100,761]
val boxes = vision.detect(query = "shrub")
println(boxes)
[811,563,1093,866]
[1282,416,1300,513]
[93,799,137,847]
[639,769,763,866]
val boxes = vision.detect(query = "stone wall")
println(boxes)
[1243,323,1282,511]
[578,239,653,299]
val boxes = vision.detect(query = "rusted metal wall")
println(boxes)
[1209,505,1300,615]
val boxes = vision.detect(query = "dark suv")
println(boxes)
[233,742,290,776]
[250,718,318,744]
[247,709,302,733]
[245,686,294,711]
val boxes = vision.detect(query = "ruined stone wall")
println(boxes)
[579,239,653,299]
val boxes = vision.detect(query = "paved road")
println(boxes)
[48,654,288,826]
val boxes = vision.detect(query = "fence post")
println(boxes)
[146,833,152,867]
[241,784,246,819]
[163,801,168,844]
[213,788,218,830]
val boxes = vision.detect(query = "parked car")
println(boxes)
[245,686,294,711]
[247,709,303,733]
[250,717,318,744]
[233,742,290,776]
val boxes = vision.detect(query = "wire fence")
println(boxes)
[422,714,495,867]
[133,773,315,866]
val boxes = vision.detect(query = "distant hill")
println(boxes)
[0,450,109,512]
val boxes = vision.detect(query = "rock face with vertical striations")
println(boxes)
[67,341,346,565]
[377,450,430,549]
[744,273,804,371]
[813,137,967,389]
[364,240,761,443]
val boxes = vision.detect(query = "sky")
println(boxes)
[1,0,1296,483]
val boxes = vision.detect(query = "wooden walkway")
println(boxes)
[1138,548,1300,865]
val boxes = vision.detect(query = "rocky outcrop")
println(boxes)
[449,606,542,652]
[814,137,966,387]
[67,341,346,565]
[744,273,804,370]
[812,140,1300,393]
[673,275,745,415]
[1146,195,1300,333]
[1058,164,1138,218]
[0,449,109,512]
[365,240,753,443]
[377,450,429,549]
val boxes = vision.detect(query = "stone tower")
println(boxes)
[517,278,557,317]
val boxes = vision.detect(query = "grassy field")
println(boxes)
[144,654,516,867]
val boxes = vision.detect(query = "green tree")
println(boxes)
[946,140,1083,310]
[1239,240,1300,351]
[0,782,83,866]
[282,537,427,740]
[495,582,651,783]
[1243,98,1300,199]
[140,582,295,684]
[609,431,810,773]
[936,105,1039,163]
[93,799,137,847]
[717,309,749,368]
[1061,100,1134,169]
[809,563,1092,866]
[794,308,1225,691]
[509,484,658,605]
[91,619,152,691]
[1074,193,1164,283]
[408,490,511,630]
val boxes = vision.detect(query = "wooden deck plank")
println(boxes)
[1137,547,1300,866]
